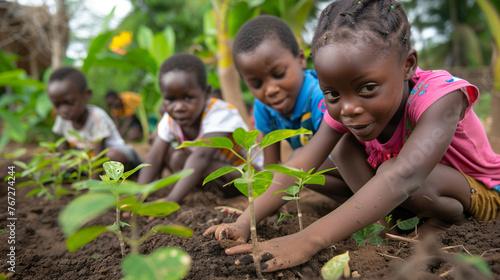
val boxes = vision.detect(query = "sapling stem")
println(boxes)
[296,198,303,231]
[130,212,139,255]
[247,180,263,279]
[115,195,126,257]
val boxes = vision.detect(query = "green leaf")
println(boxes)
[228,2,254,37]
[153,225,193,238]
[203,166,241,185]
[321,251,350,280]
[35,93,53,119]
[152,33,169,67]
[89,180,143,196]
[137,25,154,52]
[66,226,108,252]
[103,161,124,180]
[285,185,300,196]
[282,196,299,201]
[58,193,116,236]
[234,171,274,198]
[177,137,234,150]
[456,254,493,277]
[233,128,259,151]
[82,31,114,73]
[122,247,191,280]
[260,128,311,149]
[0,110,26,142]
[118,196,141,212]
[266,164,306,179]
[135,201,180,217]
[141,169,194,195]
[121,163,151,180]
[125,48,158,74]
[162,25,175,58]
[25,187,42,197]
[396,216,419,230]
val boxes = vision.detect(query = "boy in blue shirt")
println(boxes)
[232,15,351,201]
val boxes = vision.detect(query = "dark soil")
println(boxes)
[1,144,499,280]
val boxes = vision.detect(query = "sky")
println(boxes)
[15,0,132,60]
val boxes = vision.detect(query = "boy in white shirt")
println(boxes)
[48,67,142,173]
[138,53,263,203]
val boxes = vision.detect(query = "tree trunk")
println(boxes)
[212,0,250,127]
[50,0,68,69]
[490,90,500,153]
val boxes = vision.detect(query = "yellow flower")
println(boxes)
[109,31,132,55]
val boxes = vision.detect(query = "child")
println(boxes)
[48,67,142,173]
[232,15,351,201]
[137,53,263,203]
[105,90,143,142]
[204,0,500,272]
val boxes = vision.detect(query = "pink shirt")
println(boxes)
[324,68,500,189]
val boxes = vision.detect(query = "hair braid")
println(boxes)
[311,0,412,60]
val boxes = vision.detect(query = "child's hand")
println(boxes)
[226,232,316,272]
[203,222,250,242]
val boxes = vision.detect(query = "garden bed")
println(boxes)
[1,145,499,279]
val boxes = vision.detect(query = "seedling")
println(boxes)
[352,215,419,246]
[12,137,109,200]
[321,251,350,280]
[178,127,311,278]
[269,165,335,231]
[59,161,194,279]
[273,212,294,229]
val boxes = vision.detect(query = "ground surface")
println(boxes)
[1,142,499,279]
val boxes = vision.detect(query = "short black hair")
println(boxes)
[232,15,299,63]
[311,0,412,61]
[48,66,88,92]
[105,90,119,99]
[159,53,207,90]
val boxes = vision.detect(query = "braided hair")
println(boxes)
[311,0,411,61]
[159,53,207,91]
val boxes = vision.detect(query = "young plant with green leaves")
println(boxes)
[59,161,193,279]
[269,166,335,231]
[352,214,420,246]
[12,137,109,200]
[178,127,311,278]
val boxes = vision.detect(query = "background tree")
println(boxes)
[476,0,500,150]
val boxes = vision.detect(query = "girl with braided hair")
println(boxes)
[204,0,500,272]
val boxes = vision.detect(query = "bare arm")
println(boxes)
[260,131,281,166]
[137,136,170,185]
[233,90,468,272]
[119,115,134,136]
[206,121,343,240]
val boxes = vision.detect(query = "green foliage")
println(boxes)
[274,212,294,228]
[456,254,493,278]
[12,137,109,201]
[0,51,53,152]
[59,162,193,280]
[59,161,193,257]
[321,251,350,280]
[122,247,191,280]
[178,128,311,198]
[178,127,311,276]
[269,165,335,231]
[352,215,419,246]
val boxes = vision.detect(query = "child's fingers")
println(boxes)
[225,244,252,255]
[203,225,219,236]
[234,252,276,271]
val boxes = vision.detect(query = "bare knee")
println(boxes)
[168,149,188,173]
